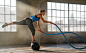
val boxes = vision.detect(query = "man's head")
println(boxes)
[40,9,46,16]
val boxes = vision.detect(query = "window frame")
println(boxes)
[47,2,86,32]
[0,0,17,32]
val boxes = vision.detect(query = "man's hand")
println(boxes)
[38,28,41,31]
[38,29,44,33]
[49,22,56,25]
[50,22,53,24]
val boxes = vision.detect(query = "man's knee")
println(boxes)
[32,29,35,36]
[32,32,35,36]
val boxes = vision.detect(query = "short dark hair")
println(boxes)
[40,9,45,13]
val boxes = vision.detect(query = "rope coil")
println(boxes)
[38,23,86,49]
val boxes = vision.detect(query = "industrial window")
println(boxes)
[0,0,16,32]
[47,2,86,32]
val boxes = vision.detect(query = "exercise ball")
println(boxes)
[31,41,40,50]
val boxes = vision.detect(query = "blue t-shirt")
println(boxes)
[30,15,40,22]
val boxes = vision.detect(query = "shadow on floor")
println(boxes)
[35,50,54,52]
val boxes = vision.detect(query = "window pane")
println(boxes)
[74,25,77,31]
[65,3,68,10]
[73,4,76,10]
[65,25,68,31]
[11,15,16,22]
[85,5,86,11]
[48,17,51,31]
[0,15,4,22]
[81,20,84,25]
[56,18,60,24]
[48,17,51,21]
[56,3,60,10]
[52,23,56,31]
[61,3,64,10]
[48,24,51,31]
[69,18,77,25]
[11,7,16,14]
[77,18,80,24]
[85,25,86,31]
[47,10,51,16]
[11,25,16,32]
[81,12,84,18]
[0,6,4,14]
[65,11,68,17]
[5,6,10,14]
[77,25,80,31]
[69,11,73,17]
[6,25,10,31]
[47,2,51,9]
[52,17,56,23]
[73,11,76,17]
[85,12,86,23]
[52,10,56,16]
[57,11,60,17]
[61,19,63,24]
[65,18,68,24]
[69,25,73,31]
[81,5,84,11]
[0,23,4,32]
[11,0,16,6]
[5,15,10,22]
[77,12,80,17]
[0,0,4,5]
[69,18,74,24]
[5,0,10,6]
[85,12,86,19]
[52,17,56,31]
[52,2,55,9]
[74,18,77,24]
[77,5,80,11]
[85,19,86,25]
[69,4,73,10]
[61,18,64,24]
[81,19,84,24]
[61,11,64,17]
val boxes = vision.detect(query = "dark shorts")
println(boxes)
[13,18,35,36]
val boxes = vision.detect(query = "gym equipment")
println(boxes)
[38,23,86,50]
[31,40,40,50]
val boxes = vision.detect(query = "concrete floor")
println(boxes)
[0,43,86,53]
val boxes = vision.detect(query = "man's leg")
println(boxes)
[26,19,35,42]
[2,22,13,28]
[27,24,35,42]
[2,19,27,28]
[7,22,13,25]
[32,36,35,42]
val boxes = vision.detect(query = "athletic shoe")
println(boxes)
[2,23,8,28]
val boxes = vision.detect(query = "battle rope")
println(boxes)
[38,23,86,49]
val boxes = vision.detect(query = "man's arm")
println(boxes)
[40,15,52,24]
[37,20,41,30]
